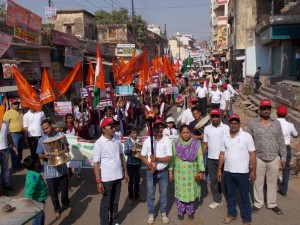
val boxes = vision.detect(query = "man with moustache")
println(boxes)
[218,114,256,225]
[248,99,286,215]
[202,109,230,209]
[189,107,202,140]
[93,118,129,225]
[140,120,172,225]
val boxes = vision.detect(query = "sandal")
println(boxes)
[222,215,237,224]
[269,206,283,215]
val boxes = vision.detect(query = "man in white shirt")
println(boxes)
[225,80,238,116]
[140,120,172,225]
[93,118,129,225]
[220,83,231,124]
[276,105,298,197]
[217,114,256,225]
[195,81,208,117]
[0,120,17,191]
[181,98,198,125]
[23,108,45,169]
[202,109,230,209]
[209,84,222,109]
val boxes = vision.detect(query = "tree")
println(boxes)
[135,15,147,43]
[0,0,6,22]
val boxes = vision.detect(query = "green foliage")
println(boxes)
[0,0,6,22]
[135,15,147,43]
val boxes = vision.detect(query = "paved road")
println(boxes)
[4,102,300,225]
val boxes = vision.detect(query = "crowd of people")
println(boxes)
[0,71,299,225]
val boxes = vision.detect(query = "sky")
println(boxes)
[12,0,211,43]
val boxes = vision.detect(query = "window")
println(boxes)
[66,26,72,34]
[109,28,116,38]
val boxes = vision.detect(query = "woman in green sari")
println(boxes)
[169,125,205,220]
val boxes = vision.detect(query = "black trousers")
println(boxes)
[211,103,220,109]
[127,164,140,199]
[207,159,222,203]
[198,97,207,116]
[46,175,69,213]
[100,179,122,225]
[28,136,41,168]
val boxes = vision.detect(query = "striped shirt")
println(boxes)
[124,138,141,165]
[36,132,68,179]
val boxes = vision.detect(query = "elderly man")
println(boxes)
[248,99,286,215]
[3,99,24,173]
[218,114,256,225]
[93,118,129,225]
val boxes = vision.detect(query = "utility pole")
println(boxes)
[48,0,51,7]
[131,0,135,44]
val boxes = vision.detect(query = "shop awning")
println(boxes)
[271,24,300,39]
[0,85,18,93]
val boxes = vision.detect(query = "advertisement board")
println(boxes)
[217,25,228,50]
[14,27,40,44]
[116,44,135,57]
[51,30,80,48]
[0,32,12,58]
[45,6,57,24]
[2,63,17,79]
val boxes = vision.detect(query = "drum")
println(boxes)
[195,115,211,133]
[42,135,71,167]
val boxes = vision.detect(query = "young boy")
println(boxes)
[124,125,143,205]
[23,155,48,225]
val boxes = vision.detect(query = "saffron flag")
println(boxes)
[12,66,41,110]
[95,43,105,90]
[163,55,178,86]
[57,61,82,96]
[136,70,148,91]
[40,68,56,105]
[86,61,95,86]
[0,98,6,129]
[112,59,119,82]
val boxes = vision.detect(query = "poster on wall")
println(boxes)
[45,6,57,24]
[2,63,17,79]
[217,25,227,50]
[64,47,84,68]
[54,101,72,116]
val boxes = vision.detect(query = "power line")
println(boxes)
[136,3,210,10]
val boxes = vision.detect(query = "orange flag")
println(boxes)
[120,57,125,68]
[95,43,106,90]
[112,59,119,82]
[86,61,95,86]
[118,49,148,84]
[57,62,82,96]
[0,98,6,129]
[162,55,178,86]
[12,66,41,110]
[40,68,57,105]
[136,70,148,91]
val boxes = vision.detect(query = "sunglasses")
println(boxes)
[260,106,271,111]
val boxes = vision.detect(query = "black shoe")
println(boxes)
[188,214,194,220]
[268,206,283,215]
[3,185,14,191]
[252,206,260,214]
[277,190,287,197]
[178,214,184,220]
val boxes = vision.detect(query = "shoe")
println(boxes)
[160,213,170,224]
[188,214,194,220]
[222,215,237,224]
[135,196,145,202]
[147,214,154,224]
[268,206,283,215]
[177,214,184,220]
[251,206,260,214]
[209,202,223,209]
[128,199,134,205]
[277,190,287,197]
[3,185,14,191]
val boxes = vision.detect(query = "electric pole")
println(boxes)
[131,0,135,44]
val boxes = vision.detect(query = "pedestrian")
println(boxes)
[188,107,203,140]
[36,119,71,219]
[220,83,231,124]
[181,97,198,125]
[93,117,129,225]
[209,83,222,109]
[225,80,238,116]
[195,80,208,116]
[217,114,256,225]
[3,98,24,173]
[23,155,48,225]
[248,98,286,215]
[0,120,17,192]
[202,109,230,209]
[253,67,262,92]
[169,125,205,220]
[140,120,172,225]
[175,89,185,115]
[124,125,143,205]
[163,117,177,136]
[23,108,45,170]
[276,105,298,197]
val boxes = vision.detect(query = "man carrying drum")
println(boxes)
[36,119,71,220]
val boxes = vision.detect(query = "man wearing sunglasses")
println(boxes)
[247,99,286,215]
[93,118,129,225]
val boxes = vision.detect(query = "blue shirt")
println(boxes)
[124,138,141,165]
[36,132,68,179]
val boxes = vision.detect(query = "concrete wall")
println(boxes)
[235,0,247,50]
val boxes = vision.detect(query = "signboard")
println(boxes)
[45,6,57,24]
[51,30,80,49]
[14,27,40,44]
[217,25,228,50]
[165,87,178,95]
[64,47,84,68]
[116,44,135,57]
[51,62,61,83]
[2,63,17,79]
[17,49,39,61]
[96,83,116,110]
[18,62,40,81]
[149,73,159,89]
[116,86,134,96]
[54,101,72,116]
[0,32,12,58]
[6,0,42,34]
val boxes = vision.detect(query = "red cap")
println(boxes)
[189,97,197,103]
[210,109,221,116]
[211,84,217,88]
[11,98,20,104]
[228,114,240,122]
[200,80,204,84]
[154,119,164,126]
[100,118,114,128]
[221,83,227,89]
[260,98,272,107]
[277,105,287,116]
